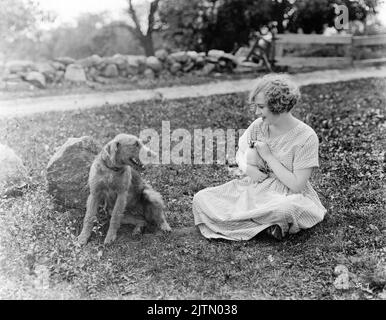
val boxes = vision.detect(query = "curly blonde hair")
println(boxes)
[248,73,301,114]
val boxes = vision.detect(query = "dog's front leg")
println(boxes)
[78,193,99,245]
[104,192,127,245]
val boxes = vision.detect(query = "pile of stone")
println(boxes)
[2,49,263,89]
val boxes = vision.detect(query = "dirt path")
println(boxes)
[1,66,385,118]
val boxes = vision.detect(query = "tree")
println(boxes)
[117,0,162,56]
[159,0,382,52]
[287,0,382,34]
[43,13,143,59]
[0,0,46,63]
[158,0,206,51]
[159,0,288,52]
[204,0,292,52]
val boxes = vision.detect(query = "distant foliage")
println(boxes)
[159,0,382,52]
[3,0,383,61]
[0,0,41,43]
[0,0,52,62]
[287,0,379,34]
[8,13,146,60]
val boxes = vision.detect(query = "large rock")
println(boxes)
[169,62,182,74]
[146,56,162,72]
[126,55,141,68]
[0,144,29,195]
[155,49,168,61]
[54,57,76,66]
[126,55,147,74]
[24,71,46,89]
[36,63,56,83]
[6,60,36,74]
[208,49,225,58]
[103,64,119,78]
[169,51,189,64]
[78,55,103,69]
[46,136,101,209]
[51,61,66,71]
[206,55,219,64]
[108,54,128,70]
[183,61,195,72]
[187,51,199,61]
[144,68,155,80]
[64,64,87,82]
[198,63,215,76]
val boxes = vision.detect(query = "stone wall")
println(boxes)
[1,49,263,89]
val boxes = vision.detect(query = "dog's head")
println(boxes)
[101,134,156,170]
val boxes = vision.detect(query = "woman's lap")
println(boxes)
[192,178,324,240]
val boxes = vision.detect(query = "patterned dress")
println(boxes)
[192,117,327,240]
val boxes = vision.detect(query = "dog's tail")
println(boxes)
[141,186,164,222]
[141,186,170,231]
[142,186,164,208]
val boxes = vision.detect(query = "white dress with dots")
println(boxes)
[192,117,327,240]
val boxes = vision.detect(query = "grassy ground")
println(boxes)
[0,78,385,300]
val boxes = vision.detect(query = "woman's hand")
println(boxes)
[253,140,272,161]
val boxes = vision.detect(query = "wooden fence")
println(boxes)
[273,33,386,69]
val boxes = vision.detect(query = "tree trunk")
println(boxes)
[140,33,155,57]
[127,0,159,57]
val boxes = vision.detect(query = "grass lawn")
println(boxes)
[0,77,385,300]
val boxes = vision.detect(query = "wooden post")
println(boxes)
[345,35,354,67]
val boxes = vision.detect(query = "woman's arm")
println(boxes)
[264,154,313,193]
[253,140,314,193]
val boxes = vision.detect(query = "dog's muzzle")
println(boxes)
[129,157,144,169]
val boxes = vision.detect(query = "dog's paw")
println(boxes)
[132,225,144,236]
[77,235,89,246]
[160,222,172,232]
[104,232,117,245]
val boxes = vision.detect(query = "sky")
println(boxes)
[37,0,141,25]
[38,0,128,18]
[37,0,386,26]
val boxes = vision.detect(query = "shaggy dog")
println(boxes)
[78,134,171,245]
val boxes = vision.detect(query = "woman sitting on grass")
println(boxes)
[192,73,327,241]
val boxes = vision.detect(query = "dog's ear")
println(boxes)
[110,141,121,165]
[102,140,120,165]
